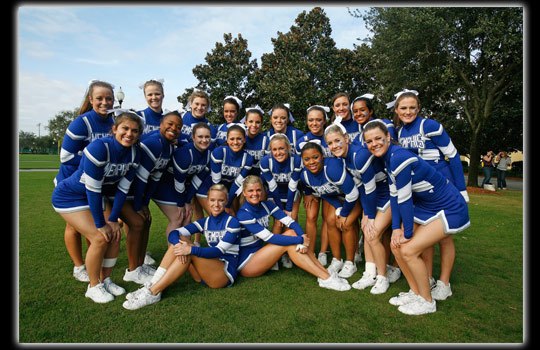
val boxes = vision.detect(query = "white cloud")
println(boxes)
[17,72,85,135]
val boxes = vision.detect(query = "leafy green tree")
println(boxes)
[178,33,258,125]
[46,108,79,151]
[355,7,523,185]
[18,131,36,152]
[255,7,360,130]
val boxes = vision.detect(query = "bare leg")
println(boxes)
[438,235,455,284]
[64,223,84,266]
[399,221,447,302]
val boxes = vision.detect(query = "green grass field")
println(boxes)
[18,171,524,344]
[19,154,60,169]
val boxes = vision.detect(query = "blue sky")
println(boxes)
[17,5,370,135]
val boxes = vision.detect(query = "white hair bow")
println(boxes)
[224,95,243,110]
[298,138,322,151]
[138,78,164,90]
[306,105,331,121]
[229,122,247,136]
[268,103,295,123]
[324,116,346,135]
[107,108,139,117]
[385,89,419,109]
[241,105,264,123]
[352,93,375,105]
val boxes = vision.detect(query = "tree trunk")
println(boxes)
[467,130,481,187]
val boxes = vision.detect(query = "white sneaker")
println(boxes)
[386,265,401,283]
[103,277,126,296]
[354,251,362,264]
[398,296,436,315]
[370,275,390,294]
[431,280,453,300]
[271,262,279,271]
[126,282,153,300]
[429,276,436,289]
[123,266,153,284]
[317,252,328,266]
[142,263,157,276]
[73,265,90,282]
[144,252,156,266]
[281,254,293,269]
[85,283,114,303]
[352,271,376,290]
[318,273,351,291]
[122,287,161,310]
[389,290,419,306]
[338,261,357,278]
[327,258,344,274]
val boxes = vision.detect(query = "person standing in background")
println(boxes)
[480,150,495,188]
[495,151,512,190]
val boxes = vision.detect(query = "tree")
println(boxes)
[18,131,36,152]
[177,33,258,125]
[46,108,79,152]
[255,7,362,131]
[355,7,523,186]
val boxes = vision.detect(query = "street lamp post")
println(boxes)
[116,86,125,108]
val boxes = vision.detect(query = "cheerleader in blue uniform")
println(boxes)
[325,123,397,295]
[51,112,143,303]
[122,184,242,310]
[55,80,115,283]
[179,90,217,146]
[297,142,362,279]
[296,105,331,266]
[390,89,468,300]
[215,96,242,146]
[243,106,269,177]
[128,111,182,281]
[136,79,165,135]
[266,103,304,155]
[151,123,212,245]
[363,120,470,315]
[350,93,397,146]
[259,133,302,269]
[330,92,361,140]
[236,176,350,291]
[197,124,254,215]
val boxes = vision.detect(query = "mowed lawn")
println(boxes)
[19,154,60,169]
[17,171,524,344]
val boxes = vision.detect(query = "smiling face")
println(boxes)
[144,83,164,112]
[332,96,351,121]
[395,96,419,125]
[325,131,348,158]
[243,181,264,206]
[207,188,227,217]
[113,119,140,147]
[227,129,245,152]
[245,112,262,138]
[90,86,114,116]
[223,102,238,124]
[271,108,288,133]
[191,97,209,118]
[270,138,290,163]
[363,126,390,158]
[307,109,326,136]
[160,114,182,143]
[192,126,211,151]
[352,99,373,125]
[302,147,324,174]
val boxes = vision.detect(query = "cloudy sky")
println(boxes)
[17,5,370,135]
